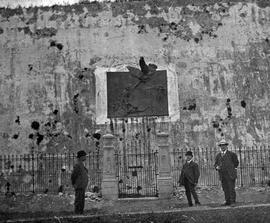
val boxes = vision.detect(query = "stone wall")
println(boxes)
[0,0,270,154]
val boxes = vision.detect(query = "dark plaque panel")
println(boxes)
[107,70,168,118]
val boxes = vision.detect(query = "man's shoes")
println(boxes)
[222,202,231,206]
[188,203,193,207]
[195,202,201,206]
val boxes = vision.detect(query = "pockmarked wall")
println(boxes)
[0,0,270,154]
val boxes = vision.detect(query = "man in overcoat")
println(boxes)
[214,139,239,206]
[71,150,89,214]
[179,151,201,206]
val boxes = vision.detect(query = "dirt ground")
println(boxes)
[1,185,270,221]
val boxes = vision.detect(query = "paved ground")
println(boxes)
[1,186,270,222]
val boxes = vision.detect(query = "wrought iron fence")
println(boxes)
[172,145,270,187]
[0,152,102,194]
[115,151,158,198]
[1,145,270,195]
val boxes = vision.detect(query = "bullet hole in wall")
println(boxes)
[15,116,20,125]
[53,109,58,115]
[78,73,84,80]
[44,122,51,127]
[93,132,101,140]
[218,128,222,132]
[266,38,269,43]
[212,121,219,128]
[138,24,147,34]
[169,22,177,30]
[147,127,151,132]
[194,37,200,43]
[218,22,223,26]
[135,133,140,139]
[183,99,196,111]
[162,35,168,41]
[49,40,63,50]
[50,40,56,47]
[31,121,40,130]
[12,134,19,139]
[28,133,34,139]
[241,100,246,108]
[73,93,79,114]
[56,43,63,50]
[28,64,33,71]
[36,133,44,145]
[188,103,196,110]
[226,98,232,118]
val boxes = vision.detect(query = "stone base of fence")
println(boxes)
[158,176,173,199]
[101,178,118,200]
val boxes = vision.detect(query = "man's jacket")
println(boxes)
[214,150,239,180]
[179,161,200,185]
[71,162,89,190]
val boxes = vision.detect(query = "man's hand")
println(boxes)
[215,166,220,170]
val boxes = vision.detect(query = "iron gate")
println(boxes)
[116,151,158,198]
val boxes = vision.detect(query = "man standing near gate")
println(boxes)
[214,139,239,206]
[71,150,89,214]
[179,151,201,207]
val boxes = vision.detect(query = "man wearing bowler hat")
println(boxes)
[71,150,89,214]
[179,151,201,206]
[214,139,239,206]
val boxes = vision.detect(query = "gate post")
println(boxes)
[101,134,118,200]
[157,132,173,199]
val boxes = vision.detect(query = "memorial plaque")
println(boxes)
[107,70,168,118]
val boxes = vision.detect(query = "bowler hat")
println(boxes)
[77,150,87,158]
[218,139,228,146]
[185,151,193,156]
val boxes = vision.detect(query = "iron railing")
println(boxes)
[171,145,270,187]
[0,152,102,194]
[1,145,270,195]
[115,151,158,198]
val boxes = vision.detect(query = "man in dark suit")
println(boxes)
[71,150,89,214]
[179,151,201,206]
[214,139,239,206]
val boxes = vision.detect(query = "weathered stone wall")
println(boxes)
[0,0,270,154]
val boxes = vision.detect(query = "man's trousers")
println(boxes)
[74,188,86,214]
[183,178,200,206]
[221,175,236,204]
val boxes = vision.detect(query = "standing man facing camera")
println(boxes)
[214,139,239,206]
[71,150,89,214]
[179,151,201,207]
